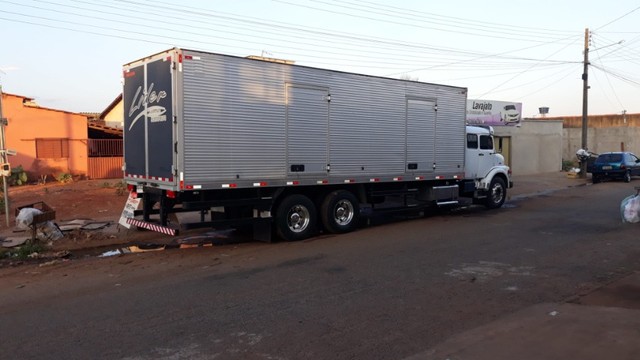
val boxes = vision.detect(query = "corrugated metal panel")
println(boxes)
[406,99,436,173]
[182,53,286,183]
[179,50,467,187]
[88,157,124,179]
[286,85,328,174]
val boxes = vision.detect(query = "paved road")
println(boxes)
[1,181,639,359]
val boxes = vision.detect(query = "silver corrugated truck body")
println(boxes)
[122,48,511,240]
[123,48,467,191]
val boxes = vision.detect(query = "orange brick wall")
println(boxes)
[1,93,88,178]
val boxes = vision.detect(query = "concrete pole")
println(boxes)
[0,85,9,226]
[580,28,590,178]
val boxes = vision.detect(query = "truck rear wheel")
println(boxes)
[321,190,360,234]
[484,177,506,209]
[275,194,317,241]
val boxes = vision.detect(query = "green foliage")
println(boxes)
[98,180,127,195]
[114,180,127,196]
[8,165,28,186]
[3,242,45,260]
[55,173,73,183]
[562,159,576,171]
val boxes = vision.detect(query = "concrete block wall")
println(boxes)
[493,120,563,176]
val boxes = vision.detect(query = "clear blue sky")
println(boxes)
[1,0,639,117]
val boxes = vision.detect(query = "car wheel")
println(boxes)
[624,171,632,183]
[592,175,600,184]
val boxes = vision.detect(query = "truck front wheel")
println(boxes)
[484,177,506,209]
[321,190,360,234]
[275,194,317,241]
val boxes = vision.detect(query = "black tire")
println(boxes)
[275,194,317,241]
[321,190,360,234]
[484,177,507,209]
[592,175,600,184]
[624,171,632,183]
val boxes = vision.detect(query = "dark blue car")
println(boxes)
[590,152,640,183]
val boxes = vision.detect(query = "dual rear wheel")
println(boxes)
[275,190,360,241]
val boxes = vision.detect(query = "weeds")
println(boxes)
[55,173,73,183]
[2,242,46,261]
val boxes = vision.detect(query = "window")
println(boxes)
[480,135,494,150]
[36,138,69,158]
[467,134,478,149]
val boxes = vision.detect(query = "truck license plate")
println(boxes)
[602,166,612,170]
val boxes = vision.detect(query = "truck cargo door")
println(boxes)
[124,56,174,183]
[406,98,436,173]
[286,85,329,175]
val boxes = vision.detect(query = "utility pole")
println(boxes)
[580,28,590,178]
[0,85,8,226]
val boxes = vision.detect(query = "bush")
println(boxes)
[562,159,576,171]
[3,242,46,260]
[55,173,73,183]
[8,165,28,186]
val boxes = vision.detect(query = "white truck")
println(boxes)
[122,48,513,241]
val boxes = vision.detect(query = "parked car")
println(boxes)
[590,152,640,183]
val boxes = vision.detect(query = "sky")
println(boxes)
[1,0,639,118]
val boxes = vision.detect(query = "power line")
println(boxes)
[345,0,577,36]
[595,5,640,31]
[274,0,577,44]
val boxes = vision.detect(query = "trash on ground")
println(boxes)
[58,223,84,231]
[620,194,640,223]
[1,236,30,248]
[99,249,128,257]
[549,310,559,316]
[81,222,111,231]
[15,208,44,230]
[129,244,165,252]
[99,244,166,257]
[15,203,64,241]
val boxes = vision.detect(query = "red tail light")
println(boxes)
[127,184,135,192]
[166,190,176,199]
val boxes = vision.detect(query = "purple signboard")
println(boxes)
[466,99,522,126]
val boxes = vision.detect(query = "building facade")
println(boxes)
[1,93,88,178]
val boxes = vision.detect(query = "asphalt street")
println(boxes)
[1,179,639,359]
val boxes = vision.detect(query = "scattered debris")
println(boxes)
[57,219,112,231]
[549,310,559,316]
[81,222,111,231]
[1,236,30,248]
[15,202,63,241]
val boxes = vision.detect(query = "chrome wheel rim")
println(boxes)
[334,200,354,225]
[490,183,504,204]
[287,205,310,233]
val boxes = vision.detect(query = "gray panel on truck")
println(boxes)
[286,84,329,175]
[123,53,175,183]
[123,64,145,178]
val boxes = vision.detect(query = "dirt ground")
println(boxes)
[0,179,150,254]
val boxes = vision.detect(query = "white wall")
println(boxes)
[493,119,563,175]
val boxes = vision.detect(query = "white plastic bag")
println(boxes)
[14,207,64,241]
[621,194,640,223]
[15,208,44,230]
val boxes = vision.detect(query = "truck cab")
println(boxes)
[463,125,512,208]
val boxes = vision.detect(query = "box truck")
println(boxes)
[122,48,512,241]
